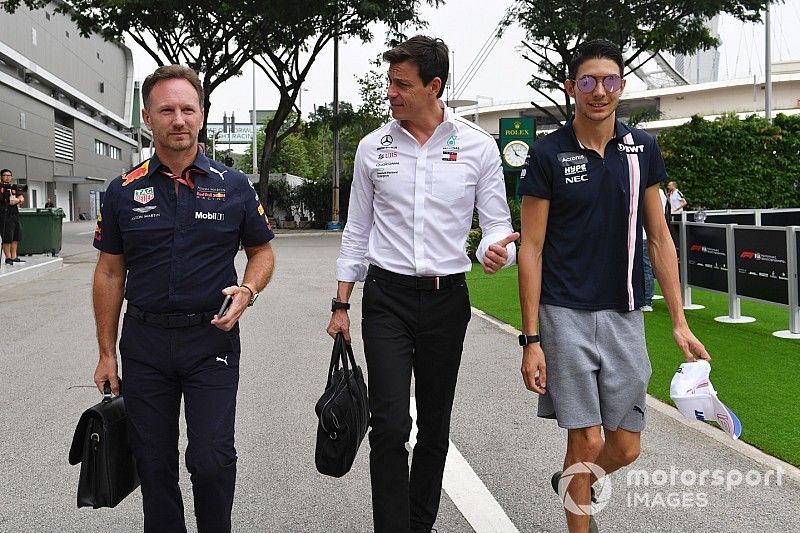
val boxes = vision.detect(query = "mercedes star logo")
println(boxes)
[380,135,393,146]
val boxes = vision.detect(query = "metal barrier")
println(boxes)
[671,208,800,339]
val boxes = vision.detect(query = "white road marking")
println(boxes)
[409,397,520,533]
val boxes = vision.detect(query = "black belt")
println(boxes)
[126,304,216,329]
[367,265,465,291]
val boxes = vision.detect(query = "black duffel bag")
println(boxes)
[315,333,370,477]
[69,381,140,508]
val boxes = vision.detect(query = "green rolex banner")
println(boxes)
[499,117,535,171]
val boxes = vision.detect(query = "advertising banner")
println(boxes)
[760,210,800,227]
[735,228,789,305]
[686,225,728,293]
[705,213,756,225]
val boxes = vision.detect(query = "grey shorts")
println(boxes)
[537,304,652,432]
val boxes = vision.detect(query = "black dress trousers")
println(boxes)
[361,266,471,533]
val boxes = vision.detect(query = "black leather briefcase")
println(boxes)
[69,382,140,508]
[315,333,370,477]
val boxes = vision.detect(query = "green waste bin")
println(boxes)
[17,207,66,257]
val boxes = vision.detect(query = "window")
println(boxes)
[54,124,75,161]
[95,140,122,160]
[95,139,109,156]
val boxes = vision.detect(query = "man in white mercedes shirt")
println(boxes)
[326,35,518,533]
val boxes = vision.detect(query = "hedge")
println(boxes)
[658,113,800,210]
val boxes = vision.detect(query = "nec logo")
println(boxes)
[195,211,224,221]
[565,175,588,184]
[618,143,644,153]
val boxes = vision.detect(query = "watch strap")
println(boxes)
[331,298,351,312]
[240,284,258,306]
[518,334,540,346]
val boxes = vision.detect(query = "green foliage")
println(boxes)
[658,113,800,209]
[466,199,522,261]
[502,0,769,124]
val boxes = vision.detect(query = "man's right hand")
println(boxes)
[94,356,120,396]
[521,343,547,394]
[326,309,351,343]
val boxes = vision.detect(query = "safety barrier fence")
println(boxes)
[668,209,800,339]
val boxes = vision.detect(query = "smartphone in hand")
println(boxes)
[217,295,233,317]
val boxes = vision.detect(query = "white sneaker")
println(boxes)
[640,305,654,312]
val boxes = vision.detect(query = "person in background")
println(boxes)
[1,169,25,266]
[667,180,686,214]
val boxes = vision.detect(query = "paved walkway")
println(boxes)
[0,228,798,532]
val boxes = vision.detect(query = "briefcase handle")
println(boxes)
[102,379,122,404]
[327,333,358,388]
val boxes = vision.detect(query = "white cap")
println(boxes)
[669,360,742,439]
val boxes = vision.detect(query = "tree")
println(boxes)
[502,0,771,124]
[2,0,261,142]
[2,0,441,204]
[245,0,441,204]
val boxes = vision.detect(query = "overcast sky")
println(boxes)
[130,0,800,126]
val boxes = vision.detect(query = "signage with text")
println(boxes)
[734,227,789,305]
[686,225,728,293]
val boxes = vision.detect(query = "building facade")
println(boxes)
[0,2,136,221]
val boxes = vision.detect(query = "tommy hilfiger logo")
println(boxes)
[196,211,224,221]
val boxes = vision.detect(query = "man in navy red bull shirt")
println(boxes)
[516,40,710,533]
[92,65,274,532]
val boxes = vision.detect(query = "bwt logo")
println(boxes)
[739,251,755,259]
[195,211,224,221]
[618,144,644,153]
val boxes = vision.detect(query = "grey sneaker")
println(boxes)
[551,470,599,532]
[640,305,653,312]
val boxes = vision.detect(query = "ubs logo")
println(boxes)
[380,135,393,146]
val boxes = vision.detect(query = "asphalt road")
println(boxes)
[0,222,798,532]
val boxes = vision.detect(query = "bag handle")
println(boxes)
[101,379,122,403]
[327,333,357,387]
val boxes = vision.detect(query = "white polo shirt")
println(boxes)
[336,104,515,282]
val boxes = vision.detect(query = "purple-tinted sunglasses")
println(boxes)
[572,74,623,94]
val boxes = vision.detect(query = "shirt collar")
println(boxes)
[388,100,458,136]
[146,148,210,178]
[561,116,631,151]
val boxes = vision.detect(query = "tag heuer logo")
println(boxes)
[134,187,154,204]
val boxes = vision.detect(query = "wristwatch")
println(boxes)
[240,284,258,306]
[518,334,540,346]
[331,298,351,312]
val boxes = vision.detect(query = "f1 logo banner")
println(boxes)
[735,227,790,305]
[686,225,728,293]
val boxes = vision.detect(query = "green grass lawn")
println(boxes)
[466,264,800,467]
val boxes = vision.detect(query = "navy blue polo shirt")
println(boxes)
[518,118,665,311]
[93,150,273,313]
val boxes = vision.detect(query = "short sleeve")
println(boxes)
[517,145,552,199]
[92,181,124,254]
[239,176,274,247]
[648,137,667,187]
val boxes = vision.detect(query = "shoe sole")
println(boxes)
[551,470,600,531]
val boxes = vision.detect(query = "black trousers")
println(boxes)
[362,267,471,533]
[120,314,241,533]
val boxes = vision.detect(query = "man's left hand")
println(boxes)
[210,285,250,331]
[673,325,711,363]
[482,232,520,274]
